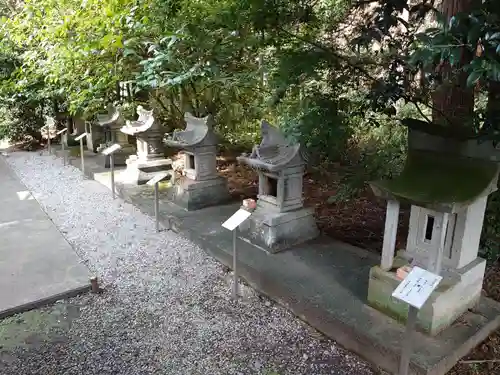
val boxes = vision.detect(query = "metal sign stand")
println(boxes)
[75,133,87,176]
[101,144,122,199]
[221,208,252,299]
[146,172,171,232]
[392,213,449,375]
[393,215,446,375]
[47,130,52,155]
[57,128,68,166]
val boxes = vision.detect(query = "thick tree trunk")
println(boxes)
[431,0,479,129]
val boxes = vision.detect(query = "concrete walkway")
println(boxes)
[0,156,90,318]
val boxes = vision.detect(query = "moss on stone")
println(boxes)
[371,150,498,204]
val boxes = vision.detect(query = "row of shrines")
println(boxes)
[43,104,500,337]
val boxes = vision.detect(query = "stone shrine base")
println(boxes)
[166,176,231,211]
[68,152,500,375]
[238,201,319,253]
[94,152,129,168]
[120,156,173,185]
[368,255,486,335]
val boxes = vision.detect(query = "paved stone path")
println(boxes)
[0,156,89,318]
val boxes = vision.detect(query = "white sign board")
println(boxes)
[392,266,442,309]
[146,172,171,186]
[75,133,87,141]
[222,209,252,231]
[102,143,122,155]
[57,128,68,135]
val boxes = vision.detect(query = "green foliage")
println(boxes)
[275,92,353,162]
[332,113,408,202]
[482,191,500,263]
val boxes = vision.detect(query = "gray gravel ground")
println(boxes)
[1,152,375,375]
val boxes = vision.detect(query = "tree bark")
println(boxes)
[431,0,479,129]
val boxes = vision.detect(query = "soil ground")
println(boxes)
[217,153,500,375]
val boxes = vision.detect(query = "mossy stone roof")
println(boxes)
[370,150,499,208]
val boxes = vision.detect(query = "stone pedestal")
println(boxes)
[121,156,173,185]
[167,176,230,210]
[164,112,231,210]
[368,256,486,335]
[119,106,173,185]
[237,120,319,252]
[239,200,318,253]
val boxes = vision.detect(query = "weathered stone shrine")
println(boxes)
[237,120,319,253]
[368,127,500,335]
[120,105,173,185]
[164,112,230,210]
[84,120,103,153]
[96,104,134,167]
[41,116,57,140]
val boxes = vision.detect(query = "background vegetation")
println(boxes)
[0,0,499,260]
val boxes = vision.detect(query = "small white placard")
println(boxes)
[57,128,68,135]
[75,133,87,141]
[102,144,122,155]
[146,172,171,186]
[392,266,442,310]
[222,209,252,231]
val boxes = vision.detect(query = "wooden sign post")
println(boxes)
[146,172,171,232]
[102,144,122,199]
[222,209,252,299]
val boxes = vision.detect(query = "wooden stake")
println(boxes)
[90,276,101,293]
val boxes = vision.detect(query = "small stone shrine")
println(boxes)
[236,120,319,253]
[41,116,57,141]
[164,112,230,210]
[96,104,134,167]
[84,120,103,153]
[368,127,500,335]
[120,105,173,185]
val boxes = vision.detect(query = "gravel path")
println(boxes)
[1,152,374,375]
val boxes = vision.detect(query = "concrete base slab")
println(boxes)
[0,157,90,318]
[166,176,231,211]
[70,152,500,375]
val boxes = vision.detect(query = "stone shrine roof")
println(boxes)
[164,112,216,148]
[370,150,499,212]
[237,120,304,172]
[121,106,154,136]
[97,104,121,127]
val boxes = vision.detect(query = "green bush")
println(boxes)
[274,93,354,163]
[0,106,45,143]
[329,111,408,202]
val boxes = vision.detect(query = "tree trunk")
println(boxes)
[431,0,479,130]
